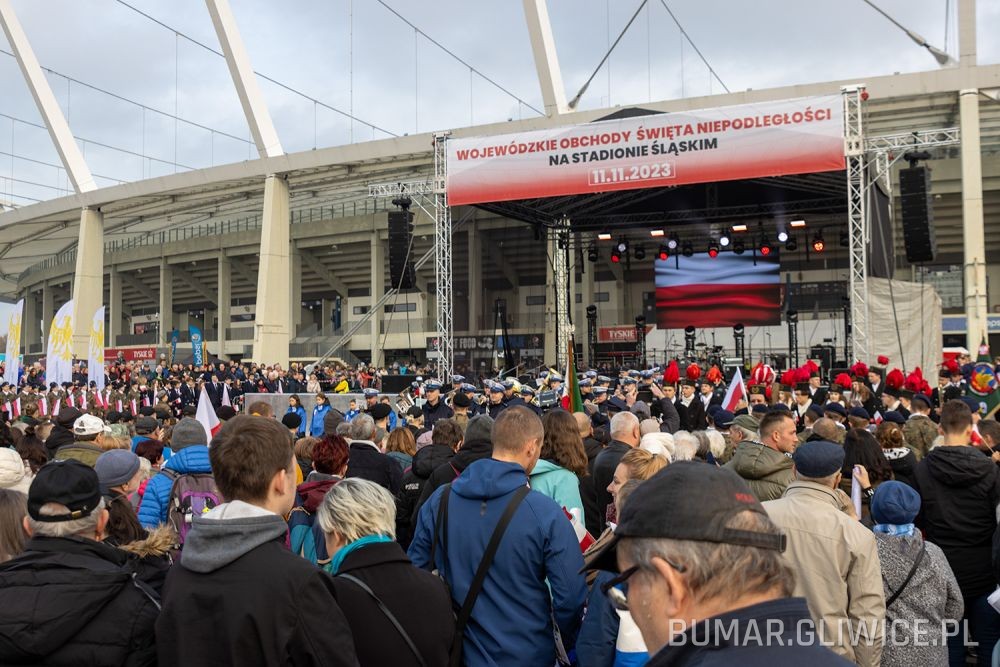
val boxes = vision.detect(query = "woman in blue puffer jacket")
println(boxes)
[309,392,331,437]
[285,394,307,438]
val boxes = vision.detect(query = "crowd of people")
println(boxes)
[0,350,998,666]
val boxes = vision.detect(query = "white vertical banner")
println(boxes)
[3,299,23,385]
[88,306,105,391]
[46,300,74,387]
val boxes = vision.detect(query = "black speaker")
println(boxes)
[388,210,416,289]
[899,165,935,264]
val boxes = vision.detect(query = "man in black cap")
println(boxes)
[585,462,849,666]
[0,460,159,665]
[763,441,885,666]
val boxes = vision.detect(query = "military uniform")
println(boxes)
[902,414,938,460]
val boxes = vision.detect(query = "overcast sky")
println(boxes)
[1,0,997,206]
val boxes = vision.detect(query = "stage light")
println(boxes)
[812,232,825,252]
[719,233,731,247]
[733,240,746,255]
[616,239,629,253]
[657,244,669,261]
[732,224,748,233]
[634,244,646,260]
[597,231,612,241]
[759,240,773,256]
[707,241,720,258]
[785,236,798,251]
[667,233,680,250]
[611,249,621,263]
[587,244,599,262]
[734,323,745,335]
[787,310,798,323]
[777,230,789,243]
[840,230,850,247]
[650,229,665,237]
[681,241,694,257]
[789,219,806,228]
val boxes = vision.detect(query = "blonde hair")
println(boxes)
[316,478,396,542]
[619,448,668,482]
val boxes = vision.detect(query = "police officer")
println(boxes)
[486,382,507,419]
[518,385,542,416]
[421,380,453,429]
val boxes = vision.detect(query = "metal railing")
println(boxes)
[20,198,396,280]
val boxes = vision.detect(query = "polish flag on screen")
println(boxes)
[722,367,747,412]
[196,386,221,442]
[655,253,781,329]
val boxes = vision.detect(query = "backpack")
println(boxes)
[163,469,222,544]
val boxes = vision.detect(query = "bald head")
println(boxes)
[573,412,592,437]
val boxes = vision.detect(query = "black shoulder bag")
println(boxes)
[337,573,427,667]
[885,543,926,607]
[431,484,531,667]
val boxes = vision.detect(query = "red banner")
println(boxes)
[104,347,158,362]
[599,326,653,343]
[447,96,844,206]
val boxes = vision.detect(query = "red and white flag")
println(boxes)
[563,507,595,553]
[722,367,747,412]
[196,386,221,442]
[67,393,76,408]
[222,384,232,408]
[116,399,123,413]
[3,402,10,418]
[11,397,20,418]
[872,410,883,426]
[38,397,48,416]
[94,391,106,409]
[142,395,151,407]
[80,393,87,411]
[52,398,60,417]
[130,399,138,415]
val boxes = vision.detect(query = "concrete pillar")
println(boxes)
[218,255,231,358]
[290,244,303,334]
[467,230,482,331]
[159,259,174,343]
[370,235,385,367]
[109,266,123,346]
[958,0,977,67]
[21,289,39,351]
[960,89,987,350]
[41,283,54,344]
[321,298,333,336]
[252,174,291,366]
[70,207,103,358]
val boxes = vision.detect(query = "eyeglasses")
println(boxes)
[601,558,687,612]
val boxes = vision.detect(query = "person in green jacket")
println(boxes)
[532,411,588,519]
[724,412,797,502]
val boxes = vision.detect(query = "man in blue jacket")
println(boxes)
[137,417,212,528]
[409,405,587,666]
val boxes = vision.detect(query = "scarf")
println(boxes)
[873,523,915,536]
[327,534,393,574]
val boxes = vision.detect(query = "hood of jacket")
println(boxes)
[728,440,792,480]
[529,458,565,480]
[161,444,212,474]
[118,525,178,558]
[180,501,289,574]
[412,443,455,478]
[452,458,527,502]
[0,537,133,660]
[923,445,996,486]
[296,478,338,513]
[449,436,493,472]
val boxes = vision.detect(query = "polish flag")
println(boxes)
[3,402,10,418]
[38,397,48,416]
[142,395,151,407]
[94,391,106,409]
[130,399,138,415]
[655,253,781,329]
[67,393,76,408]
[53,398,60,417]
[116,399,123,413]
[872,410,883,425]
[196,386,221,442]
[11,397,20,418]
[563,507,595,553]
[80,393,87,411]
[722,367,747,413]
